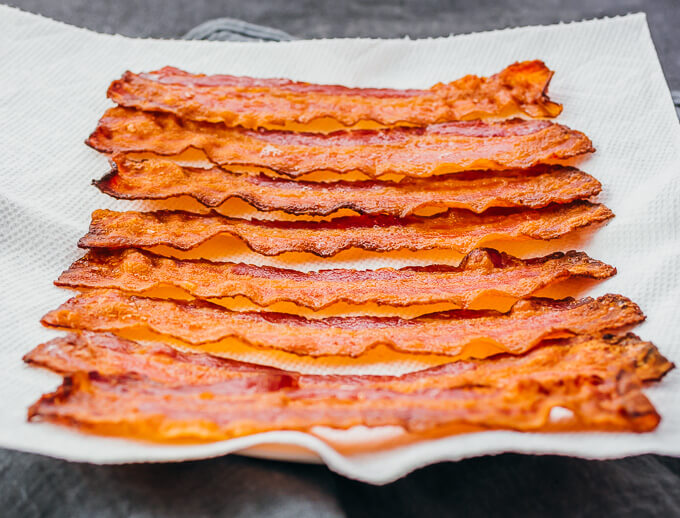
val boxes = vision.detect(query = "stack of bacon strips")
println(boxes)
[26,61,673,447]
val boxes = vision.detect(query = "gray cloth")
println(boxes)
[2,2,680,517]
[183,17,295,42]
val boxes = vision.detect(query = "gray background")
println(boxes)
[3,1,680,516]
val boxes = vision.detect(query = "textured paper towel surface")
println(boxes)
[0,5,679,484]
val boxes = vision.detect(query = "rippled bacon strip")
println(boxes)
[86,108,593,179]
[25,331,673,391]
[41,290,644,357]
[107,61,562,127]
[98,155,602,216]
[78,202,613,257]
[56,248,616,310]
[27,332,672,438]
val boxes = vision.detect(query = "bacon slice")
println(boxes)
[41,290,645,357]
[56,248,616,310]
[24,331,673,390]
[26,332,672,438]
[86,108,593,179]
[107,61,562,127]
[77,202,614,257]
[97,155,602,216]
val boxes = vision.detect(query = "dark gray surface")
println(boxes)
[3,450,680,517]
[2,1,680,516]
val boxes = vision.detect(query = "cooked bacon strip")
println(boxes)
[107,61,562,127]
[77,202,613,257]
[86,108,593,179]
[24,332,672,391]
[56,248,616,310]
[28,370,658,439]
[41,290,644,357]
[27,332,672,438]
[97,155,601,216]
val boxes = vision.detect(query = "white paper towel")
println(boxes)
[0,5,679,484]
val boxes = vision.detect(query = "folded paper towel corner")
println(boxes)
[0,4,679,484]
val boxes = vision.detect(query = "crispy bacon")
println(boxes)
[41,290,644,357]
[24,331,673,390]
[107,61,563,127]
[77,202,614,257]
[97,155,602,216]
[86,108,593,178]
[56,248,616,310]
[26,332,672,439]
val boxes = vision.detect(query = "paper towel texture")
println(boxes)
[0,6,679,484]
